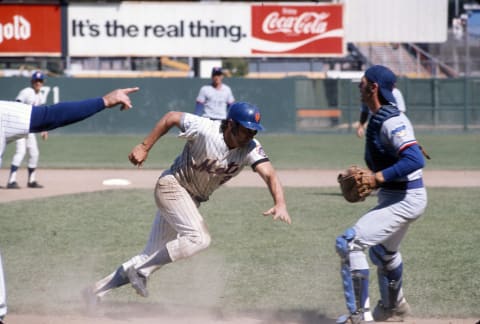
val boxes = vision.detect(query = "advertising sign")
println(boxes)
[68,2,344,57]
[251,4,344,56]
[0,4,61,56]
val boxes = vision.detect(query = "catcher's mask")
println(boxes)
[227,102,264,132]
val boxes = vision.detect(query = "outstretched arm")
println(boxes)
[29,87,139,133]
[255,161,291,224]
[128,111,183,167]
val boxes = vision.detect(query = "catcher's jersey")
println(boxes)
[379,113,422,182]
[169,113,268,202]
[196,84,234,120]
[16,87,46,106]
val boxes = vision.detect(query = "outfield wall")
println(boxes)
[0,77,479,133]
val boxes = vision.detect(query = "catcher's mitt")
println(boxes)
[337,165,377,203]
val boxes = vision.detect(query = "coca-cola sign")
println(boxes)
[0,4,61,56]
[251,4,344,56]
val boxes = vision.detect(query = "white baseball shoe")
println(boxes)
[336,312,373,324]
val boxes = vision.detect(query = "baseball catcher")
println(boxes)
[335,65,427,324]
[338,165,377,202]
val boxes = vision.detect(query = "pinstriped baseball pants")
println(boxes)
[122,172,211,277]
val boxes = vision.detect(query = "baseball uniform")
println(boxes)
[336,65,427,324]
[91,113,269,298]
[7,86,48,187]
[196,83,235,120]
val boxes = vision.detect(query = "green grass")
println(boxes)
[1,133,479,169]
[1,187,478,318]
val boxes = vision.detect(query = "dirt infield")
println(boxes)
[1,168,479,203]
[1,168,479,324]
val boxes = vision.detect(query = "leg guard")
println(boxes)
[369,244,404,309]
[336,228,357,314]
[336,228,371,319]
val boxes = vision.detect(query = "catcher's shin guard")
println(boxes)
[336,228,357,314]
[352,269,373,321]
[369,245,404,308]
[335,228,372,321]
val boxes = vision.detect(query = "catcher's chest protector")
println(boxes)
[365,106,399,172]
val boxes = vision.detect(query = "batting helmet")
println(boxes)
[31,71,45,82]
[227,102,264,131]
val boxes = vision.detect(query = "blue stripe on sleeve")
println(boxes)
[382,144,425,181]
[29,98,105,132]
[194,102,204,116]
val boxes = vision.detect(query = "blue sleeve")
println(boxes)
[194,102,204,116]
[29,98,105,132]
[382,144,425,181]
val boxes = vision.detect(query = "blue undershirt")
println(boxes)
[381,144,425,182]
[29,98,105,132]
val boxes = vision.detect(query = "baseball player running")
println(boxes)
[335,65,427,324]
[7,71,49,189]
[195,67,235,120]
[83,102,291,304]
[0,87,138,323]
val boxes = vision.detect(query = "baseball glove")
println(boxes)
[337,165,377,203]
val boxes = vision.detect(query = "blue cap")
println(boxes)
[364,65,396,105]
[227,102,264,131]
[31,71,45,82]
[211,67,223,76]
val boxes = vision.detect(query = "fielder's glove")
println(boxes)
[337,165,377,203]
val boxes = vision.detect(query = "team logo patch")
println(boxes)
[255,112,261,123]
[391,125,407,137]
[257,145,268,158]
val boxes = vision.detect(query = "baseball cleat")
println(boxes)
[336,312,363,324]
[336,310,374,324]
[126,267,148,297]
[7,181,20,189]
[372,297,411,322]
[27,181,43,188]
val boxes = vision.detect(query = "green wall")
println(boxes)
[1,76,479,133]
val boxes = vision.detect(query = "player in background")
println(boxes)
[84,102,291,305]
[356,84,406,138]
[0,87,138,323]
[7,71,49,189]
[335,65,427,324]
[194,67,235,120]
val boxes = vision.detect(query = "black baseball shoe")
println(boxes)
[126,267,148,297]
[27,181,43,188]
[7,181,20,189]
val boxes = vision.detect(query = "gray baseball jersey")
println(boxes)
[196,84,235,120]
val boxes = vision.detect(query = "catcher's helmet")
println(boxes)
[227,102,264,131]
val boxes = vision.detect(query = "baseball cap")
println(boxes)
[31,71,45,82]
[364,65,396,105]
[211,67,223,76]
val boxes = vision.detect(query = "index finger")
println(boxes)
[122,87,140,94]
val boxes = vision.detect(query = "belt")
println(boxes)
[380,178,424,190]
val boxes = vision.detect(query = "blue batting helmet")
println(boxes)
[31,71,45,82]
[227,102,264,131]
